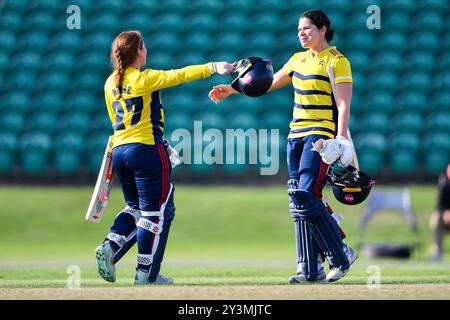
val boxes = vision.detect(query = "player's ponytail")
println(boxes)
[110,31,144,99]
[301,10,334,43]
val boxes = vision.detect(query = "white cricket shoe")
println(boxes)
[134,269,173,285]
[288,263,327,283]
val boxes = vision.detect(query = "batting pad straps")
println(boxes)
[121,206,141,222]
[137,218,163,235]
[137,254,153,266]
[106,232,127,248]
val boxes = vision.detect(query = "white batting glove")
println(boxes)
[311,138,341,165]
[163,140,182,168]
[336,135,353,167]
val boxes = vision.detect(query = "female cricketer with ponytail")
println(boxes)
[95,31,234,285]
[209,10,357,283]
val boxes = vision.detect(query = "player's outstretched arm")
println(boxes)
[208,69,291,104]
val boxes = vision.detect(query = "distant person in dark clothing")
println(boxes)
[430,164,450,261]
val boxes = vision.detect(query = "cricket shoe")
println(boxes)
[325,245,357,282]
[134,269,173,285]
[95,242,116,283]
[343,243,358,266]
[288,264,327,284]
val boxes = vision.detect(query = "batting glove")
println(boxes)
[336,135,353,167]
[163,140,182,168]
[311,138,341,165]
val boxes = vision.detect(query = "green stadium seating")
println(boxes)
[0,12,22,32]
[435,72,450,91]
[424,152,450,175]
[54,150,81,176]
[389,132,420,153]
[19,133,52,153]
[153,14,184,32]
[384,12,411,31]
[0,113,25,135]
[198,112,226,131]
[6,73,35,93]
[20,151,48,175]
[183,33,211,51]
[17,32,48,52]
[0,133,17,154]
[247,33,278,54]
[177,53,207,67]
[123,13,156,34]
[94,0,126,13]
[0,32,16,53]
[401,72,432,93]
[366,72,398,94]
[261,113,291,135]
[36,93,64,113]
[160,0,190,13]
[0,52,7,72]
[65,94,98,115]
[355,132,387,154]
[164,112,192,134]
[29,0,61,12]
[415,12,445,32]
[26,112,58,134]
[252,12,282,33]
[391,112,423,134]
[382,32,408,52]
[439,54,450,70]
[79,52,108,71]
[359,151,384,175]
[372,52,403,73]
[387,0,416,12]
[390,150,418,174]
[147,32,181,53]
[55,133,85,153]
[126,0,159,12]
[406,53,435,71]
[91,115,113,136]
[396,92,427,113]
[40,72,69,91]
[411,33,440,52]
[348,51,370,74]
[11,52,41,72]
[191,0,224,14]
[431,92,450,111]
[365,92,394,114]
[423,133,450,153]
[46,53,75,72]
[81,32,114,52]
[345,31,375,51]
[23,12,55,32]
[425,112,450,133]
[57,113,91,134]
[149,53,173,69]
[362,112,390,134]
[187,14,218,33]
[222,14,251,33]
[227,113,258,130]
[4,92,31,113]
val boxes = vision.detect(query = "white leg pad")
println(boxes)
[106,232,127,248]
[137,254,153,266]
[137,218,163,234]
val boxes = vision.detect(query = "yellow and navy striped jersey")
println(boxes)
[281,46,352,139]
[104,64,215,148]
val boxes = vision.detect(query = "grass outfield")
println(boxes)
[1,184,450,299]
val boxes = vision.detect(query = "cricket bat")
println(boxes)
[326,66,360,170]
[85,135,114,223]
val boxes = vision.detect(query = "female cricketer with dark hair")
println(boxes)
[209,10,357,283]
[95,30,234,285]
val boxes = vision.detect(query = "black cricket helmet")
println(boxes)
[230,57,274,97]
[326,164,375,205]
